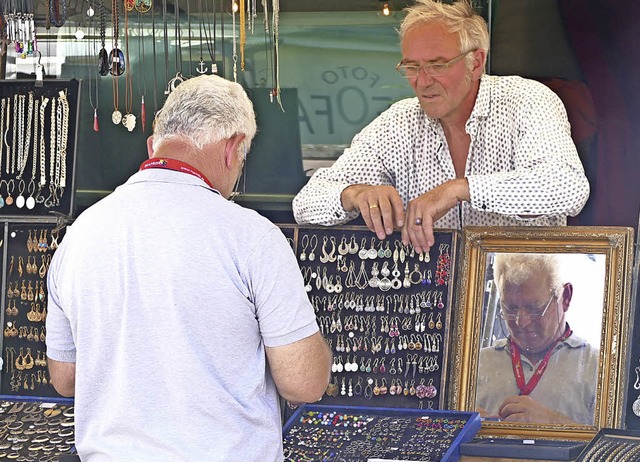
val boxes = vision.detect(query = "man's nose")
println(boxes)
[515,311,534,328]
[415,69,435,86]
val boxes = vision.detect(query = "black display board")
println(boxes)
[0,80,80,219]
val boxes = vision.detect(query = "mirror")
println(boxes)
[450,226,635,440]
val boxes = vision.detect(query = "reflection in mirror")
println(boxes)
[475,253,605,426]
[450,226,635,441]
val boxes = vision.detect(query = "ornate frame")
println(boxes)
[449,226,635,441]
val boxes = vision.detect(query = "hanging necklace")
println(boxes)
[196,0,207,75]
[88,0,100,131]
[185,0,195,75]
[231,0,237,82]
[135,0,152,13]
[271,0,282,109]
[201,0,217,74]
[97,0,109,76]
[239,0,245,72]
[122,1,136,131]
[151,4,159,114]
[164,0,185,95]
[110,0,125,125]
[49,0,67,27]
[137,12,147,131]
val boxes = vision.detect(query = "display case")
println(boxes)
[280,226,477,460]
[575,428,640,461]
[284,226,460,411]
[0,220,75,459]
[0,80,80,219]
[283,404,480,462]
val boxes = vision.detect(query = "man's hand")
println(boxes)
[498,395,576,424]
[401,178,470,254]
[341,185,405,240]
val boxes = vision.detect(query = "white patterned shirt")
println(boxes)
[293,75,590,228]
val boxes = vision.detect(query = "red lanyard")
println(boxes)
[509,325,572,396]
[139,158,214,189]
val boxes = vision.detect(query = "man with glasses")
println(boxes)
[293,0,589,254]
[475,253,598,425]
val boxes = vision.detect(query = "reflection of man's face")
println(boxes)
[499,272,567,358]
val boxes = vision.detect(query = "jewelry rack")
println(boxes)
[0,79,80,218]
[285,226,458,410]
[283,404,480,462]
[281,226,476,461]
[575,428,640,462]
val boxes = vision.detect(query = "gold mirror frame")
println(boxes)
[449,226,635,441]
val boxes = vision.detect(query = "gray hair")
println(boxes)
[399,0,490,72]
[152,75,257,152]
[493,253,564,297]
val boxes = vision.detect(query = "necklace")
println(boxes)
[137,13,147,131]
[122,2,136,131]
[232,0,237,82]
[97,0,109,76]
[48,0,67,27]
[88,0,100,131]
[110,0,124,125]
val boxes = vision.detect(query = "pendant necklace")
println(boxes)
[135,0,152,13]
[88,0,100,131]
[201,0,217,74]
[271,0,282,109]
[164,0,185,95]
[151,4,159,114]
[48,0,67,27]
[110,0,124,125]
[185,0,195,76]
[97,0,109,76]
[231,0,237,82]
[239,0,245,72]
[137,13,147,131]
[122,2,136,131]
[196,0,207,75]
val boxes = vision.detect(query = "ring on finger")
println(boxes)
[369,204,379,209]
[414,217,423,226]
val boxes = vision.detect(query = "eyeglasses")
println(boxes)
[396,49,475,78]
[499,293,557,321]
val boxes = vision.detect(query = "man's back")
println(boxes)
[46,168,317,460]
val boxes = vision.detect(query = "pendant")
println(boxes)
[25,196,35,210]
[93,108,99,132]
[140,96,146,132]
[634,397,640,417]
[15,195,25,209]
[0,197,4,208]
[122,113,137,132]
[5,195,13,206]
[98,47,109,76]
[196,59,208,75]
[112,110,123,125]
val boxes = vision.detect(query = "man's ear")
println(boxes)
[224,134,246,169]
[146,136,154,158]
[560,282,573,311]
[471,48,486,79]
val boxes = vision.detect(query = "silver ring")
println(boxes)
[415,218,423,226]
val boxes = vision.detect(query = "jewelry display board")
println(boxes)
[282,404,480,462]
[0,80,80,218]
[283,226,459,411]
[1,221,68,398]
[0,398,74,459]
[575,428,640,461]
